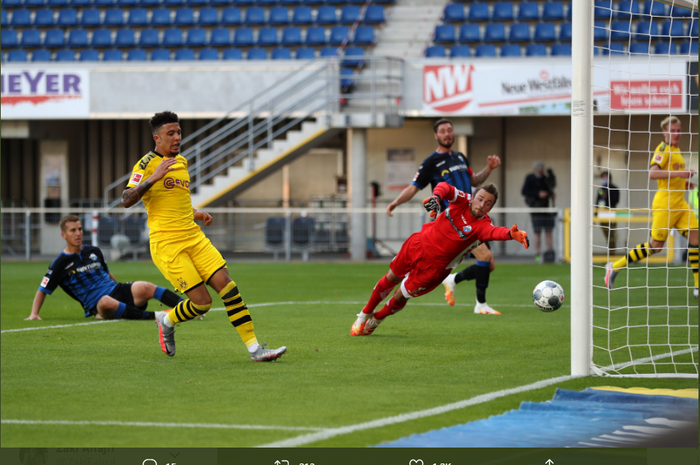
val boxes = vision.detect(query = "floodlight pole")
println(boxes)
[571,0,593,377]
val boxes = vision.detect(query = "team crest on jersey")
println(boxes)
[41,277,49,288]
[462,225,472,234]
[177,277,188,290]
[89,253,98,261]
[130,173,143,186]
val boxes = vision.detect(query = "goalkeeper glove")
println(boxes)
[509,224,530,249]
[422,194,442,218]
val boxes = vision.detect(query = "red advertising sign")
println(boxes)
[423,64,475,113]
[610,80,684,111]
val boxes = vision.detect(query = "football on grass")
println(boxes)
[533,280,564,312]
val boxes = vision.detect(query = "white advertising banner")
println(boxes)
[1,69,90,119]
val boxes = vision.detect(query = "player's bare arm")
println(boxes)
[109,272,118,283]
[121,157,177,207]
[193,208,213,226]
[649,164,697,180]
[26,290,46,320]
[387,185,420,217]
[471,155,501,187]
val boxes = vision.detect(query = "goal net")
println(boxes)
[580,0,699,377]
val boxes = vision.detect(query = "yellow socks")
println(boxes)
[219,280,258,348]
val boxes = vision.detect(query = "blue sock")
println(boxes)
[113,302,127,318]
[476,260,491,268]
[154,286,166,301]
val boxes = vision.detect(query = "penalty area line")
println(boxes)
[0,419,326,432]
[1,319,124,334]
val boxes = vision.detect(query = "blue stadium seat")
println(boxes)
[20,29,41,47]
[80,8,101,27]
[104,8,125,26]
[1,10,7,27]
[127,48,147,61]
[610,20,631,40]
[162,27,183,46]
[151,8,171,26]
[363,4,384,23]
[115,0,136,5]
[115,27,135,46]
[301,0,323,3]
[174,48,194,60]
[150,48,171,60]
[434,24,455,43]
[57,8,77,26]
[468,2,489,21]
[198,7,218,25]
[209,0,231,5]
[233,27,254,46]
[679,40,698,54]
[542,1,564,20]
[257,0,276,5]
[450,44,470,57]
[174,7,194,26]
[600,41,625,55]
[643,1,666,17]
[92,0,113,6]
[534,22,555,41]
[279,0,300,4]
[475,43,496,57]
[271,46,291,59]
[661,20,685,38]
[458,23,480,42]
[103,48,122,61]
[594,0,612,19]
[269,6,289,25]
[316,5,337,24]
[500,43,521,56]
[163,0,183,5]
[44,28,65,47]
[8,49,28,62]
[222,47,242,60]
[127,8,148,26]
[4,0,21,7]
[185,27,205,46]
[32,48,52,61]
[559,21,572,41]
[291,6,312,24]
[2,29,19,48]
[629,42,649,53]
[483,22,505,42]
[90,28,111,47]
[509,23,530,42]
[690,20,698,37]
[67,28,88,47]
[551,43,571,56]
[343,45,363,66]
[340,5,360,24]
[425,45,446,57]
[566,1,572,19]
[209,27,230,46]
[25,0,47,7]
[670,4,692,17]
[594,21,609,40]
[305,25,326,44]
[221,7,241,25]
[138,28,159,47]
[281,26,302,45]
[319,46,337,57]
[244,6,265,25]
[55,49,75,61]
[654,40,677,54]
[340,67,354,89]
[247,47,267,59]
[518,1,539,20]
[353,25,373,44]
[48,0,68,5]
[492,2,514,21]
[615,0,640,19]
[329,25,349,44]
[34,8,55,27]
[634,19,659,39]
[198,47,218,60]
[295,46,315,59]
[443,3,464,22]
[257,26,278,45]
[71,0,91,6]
[526,43,547,56]
[10,9,31,27]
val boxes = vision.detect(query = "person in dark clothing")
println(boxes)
[522,161,556,262]
[595,171,620,251]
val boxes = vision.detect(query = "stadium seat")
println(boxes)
[319,46,337,57]
[209,0,230,5]
[526,43,547,56]
[80,8,101,27]
[483,23,506,42]
[679,40,698,54]
[265,217,286,251]
[151,8,171,26]
[235,0,255,4]
[269,6,289,25]
[48,0,68,5]
[257,27,278,46]
[634,19,659,39]
[654,40,677,54]
[340,5,360,24]
[305,26,326,44]
[517,1,539,20]
[594,0,612,19]
[103,49,123,61]
[443,3,464,22]
[221,7,242,25]
[271,46,291,59]
[150,48,171,61]
[55,49,75,61]
[600,41,625,54]
[244,6,265,25]
[643,1,666,16]
[127,48,147,61]
[559,22,572,41]
[292,6,313,24]
[31,48,52,61]
[629,41,649,53]
[316,5,337,24]
[174,7,194,26]
[281,26,302,45]
[233,27,254,46]
[138,28,159,47]
[1,10,7,28]
[340,67,354,89]
[198,47,218,60]
[425,45,446,57]
[551,43,571,55]
[434,24,456,43]
[295,46,315,59]
[114,27,135,47]
[163,0,183,5]
[450,44,471,57]
[468,2,489,21]
[104,8,125,27]
[10,9,31,27]
[353,25,374,44]
[509,23,530,42]
[542,1,564,20]
[174,48,195,60]
[257,0,276,4]
[2,29,19,48]
[7,49,28,62]
[127,8,148,26]
[615,0,640,19]
[670,4,693,17]
[92,0,113,5]
[594,21,609,40]
[209,27,230,46]
[20,29,41,47]
[116,0,136,5]
[25,0,46,6]
[44,28,65,47]
[363,4,385,23]
[661,20,686,38]
[198,7,218,25]
[57,8,77,26]
[500,43,521,56]
[566,1,572,19]
[690,20,698,37]
[162,28,183,47]
[534,22,556,41]
[343,45,363,66]
[492,2,514,21]
[247,47,267,59]
[185,27,206,46]
[90,28,111,47]
[458,23,480,42]
[4,0,21,7]
[222,47,242,60]
[474,43,496,57]
[34,9,56,27]
[329,25,350,44]
[291,217,314,250]
[610,20,631,40]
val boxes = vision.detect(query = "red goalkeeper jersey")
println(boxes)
[419,182,511,269]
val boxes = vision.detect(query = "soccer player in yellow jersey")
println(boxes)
[122,111,286,361]
[605,116,699,299]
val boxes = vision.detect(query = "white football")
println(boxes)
[533,280,565,312]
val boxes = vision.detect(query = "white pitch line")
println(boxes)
[258,374,578,448]
[1,319,124,333]
[1,419,325,432]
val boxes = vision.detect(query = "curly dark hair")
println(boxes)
[149,111,179,135]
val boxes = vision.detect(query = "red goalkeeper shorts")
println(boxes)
[390,232,452,299]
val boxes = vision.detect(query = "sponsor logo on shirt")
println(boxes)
[130,172,143,186]
[65,262,74,270]
[41,277,49,288]
[163,178,190,190]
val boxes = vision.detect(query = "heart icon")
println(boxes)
[409,460,424,465]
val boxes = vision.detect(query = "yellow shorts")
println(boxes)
[650,202,699,242]
[150,230,226,293]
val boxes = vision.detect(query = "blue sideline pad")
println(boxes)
[379,388,698,447]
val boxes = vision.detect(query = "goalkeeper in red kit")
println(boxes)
[351,182,530,336]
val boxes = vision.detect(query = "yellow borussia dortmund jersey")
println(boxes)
[126,151,199,242]
[650,141,687,209]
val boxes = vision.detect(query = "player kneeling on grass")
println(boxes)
[351,182,530,336]
[27,215,184,321]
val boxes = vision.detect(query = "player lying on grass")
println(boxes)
[351,182,530,336]
[27,215,184,321]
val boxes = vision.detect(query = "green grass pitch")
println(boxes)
[1,261,697,447]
